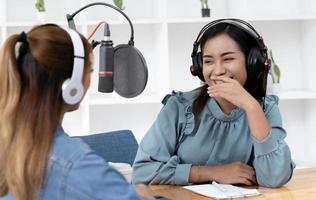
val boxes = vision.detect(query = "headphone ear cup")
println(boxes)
[246,48,270,100]
[191,52,205,82]
[247,48,266,79]
[62,78,84,105]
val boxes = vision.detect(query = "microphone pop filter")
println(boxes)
[114,44,148,98]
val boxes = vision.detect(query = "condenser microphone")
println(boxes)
[98,24,114,92]
[67,2,148,98]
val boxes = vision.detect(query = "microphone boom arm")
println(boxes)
[66,2,134,45]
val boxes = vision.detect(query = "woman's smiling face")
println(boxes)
[202,33,247,87]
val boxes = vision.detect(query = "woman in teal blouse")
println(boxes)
[132,19,294,188]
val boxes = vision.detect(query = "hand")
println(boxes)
[209,162,257,186]
[134,184,153,200]
[207,76,256,110]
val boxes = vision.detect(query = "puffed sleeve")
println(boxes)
[252,95,295,188]
[65,151,142,200]
[132,93,195,185]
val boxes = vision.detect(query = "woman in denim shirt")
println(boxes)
[0,24,150,200]
[132,19,294,187]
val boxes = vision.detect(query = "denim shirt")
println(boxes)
[1,126,142,200]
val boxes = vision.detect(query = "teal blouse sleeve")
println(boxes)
[252,95,295,187]
[132,93,194,185]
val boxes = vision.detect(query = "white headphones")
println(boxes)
[62,28,85,105]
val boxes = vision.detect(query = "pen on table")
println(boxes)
[212,181,227,192]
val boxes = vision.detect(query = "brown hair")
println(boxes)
[0,24,92,200]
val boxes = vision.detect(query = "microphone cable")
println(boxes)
[87,20,108,41]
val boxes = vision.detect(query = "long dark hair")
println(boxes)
[192,22,262,118]
[0,24,92,200]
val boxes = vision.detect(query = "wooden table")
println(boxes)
[149,168,316,199]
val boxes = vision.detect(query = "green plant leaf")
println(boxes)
[200,0,208,9]
[269,49,281,83]
[269,50,275,63]
[273,64,281,83]
[35,0,45,12]
[113,0,125,10]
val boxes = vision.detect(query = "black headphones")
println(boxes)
[190,18,271,83]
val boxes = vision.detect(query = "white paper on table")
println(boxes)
[183,183,261,199]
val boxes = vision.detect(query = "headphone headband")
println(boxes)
[193,18,267,56]
[62,28,85,105]
[64,28,85,60]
